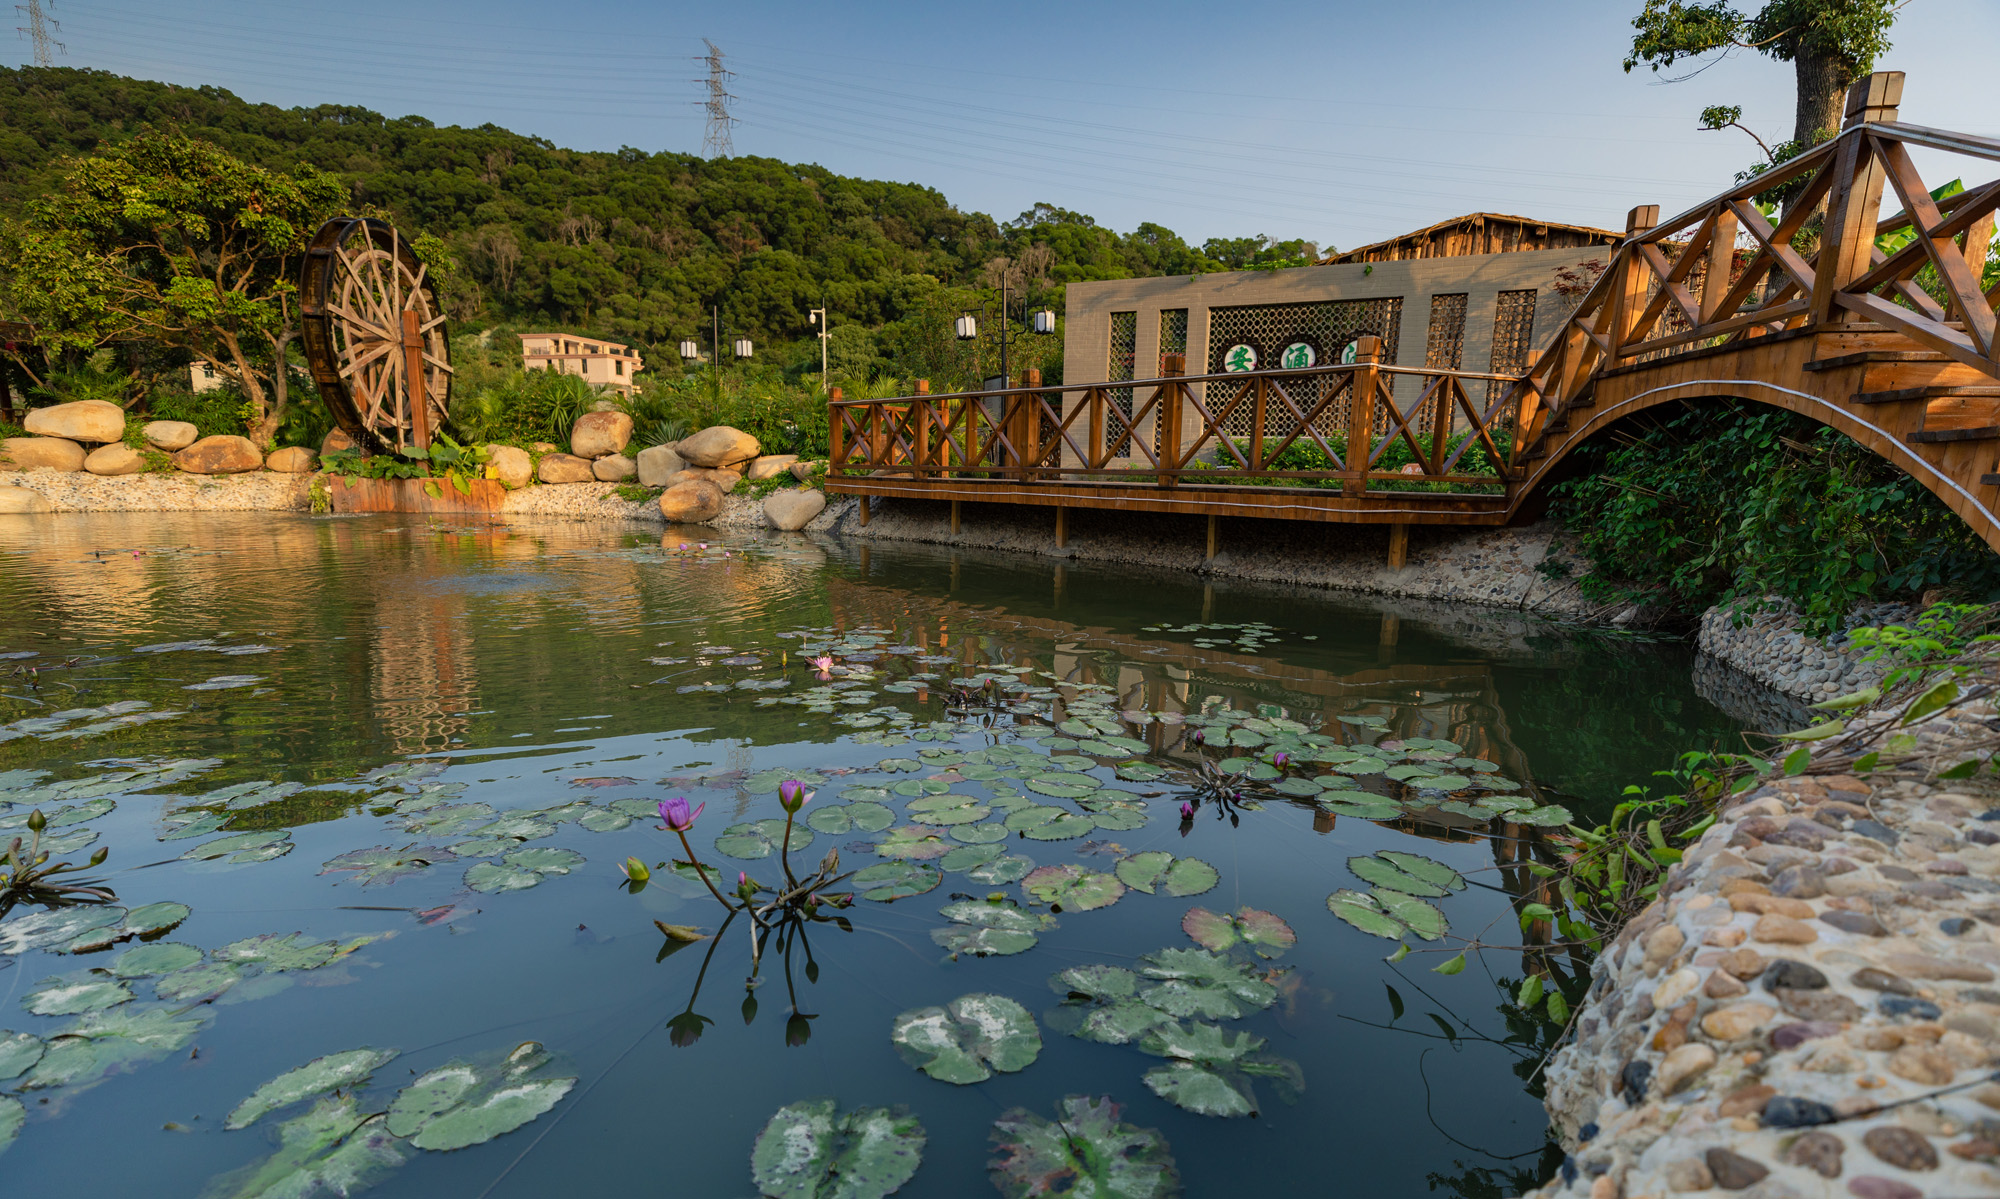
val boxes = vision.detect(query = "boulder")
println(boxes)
[658,478,725,523]
[0,436,86,472]
[530,441,559,455]
[762,488,826,531]
[537,452,595,484]
[667,466,741,492]
[144,420,200,451]
[746,453,800,481]
[485,445,532,489]
[0,486,54,513]
[571,410,634,459]
[321,427,354,456]
[265,446,318,473]
[677,425,760,468]
[174,435,263,475]
[635,443,687,488]
[24,399,125,444]
[789,460,820,482]
[84,443,147,476]
[592,453,636,482]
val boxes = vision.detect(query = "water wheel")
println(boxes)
[300,217,453,455]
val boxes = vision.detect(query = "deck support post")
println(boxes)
[1386,522,1409,571]
[949,499,961,535]
[858,495,870,527]
[1055,505,1068,548]
[1345,337,1382,496]
[1158,354,1184,489]
[1204,513,1219,561]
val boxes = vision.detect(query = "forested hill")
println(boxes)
[0,65,1314,360]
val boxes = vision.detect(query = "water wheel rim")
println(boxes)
[301,217,454,456]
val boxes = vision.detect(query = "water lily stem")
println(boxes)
[673,829,738,912]
[778,808,800,889]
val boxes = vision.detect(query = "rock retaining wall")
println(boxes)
[1697,600,1913,704]
[1522,700,2000,1199]
[0,469,312,511]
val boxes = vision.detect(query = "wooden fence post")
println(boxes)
[1813,71,1903,324]
[913,379,930,479]
[1345,336,1381,496]
[1159,353,1185,489]
[1608,205,1660,359]
[827,386,845,476]
[1017,368,1041,483]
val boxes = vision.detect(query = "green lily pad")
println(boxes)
[110,942,202,978]
[1026,777,1096,800]
[891,993,1040,1084]
[1180,907,1296,958]
[227,1047,400,1130]
[1515,804,1574,826]
[0,1031,45,1081]
[875,826,951,860]
[906,800,990,827]
[1376,851,1465,892]
[1346,854,1450,897]
[874,758,923,773]
[389,1040,576,1151]
[1135,948,1278,1020]
[1002,805,1062,831]
[853,861,942,902]
[577,807,634,833]
[400,802,494,836]
[988,1095,1179,1199]
[750,1099,927,1199]
[805,801,894,835]
[714,819,816,861]
[0,1096,21,1155]
[154,961,244,1001]
[119,901,192,941]
[22,1005,210,1089]
[965,855,1035,885]
[1022,813,1095,841]
[1319,798,1403,820]
[202,1096,405,1199]
[1043,966,1174,1046]
[939,844,1005,872]
[938,900,1056,934]
[1327,889,1404,939]
[180,831,292,864]
[948,822,1010,844]
[1274,777,1323,797]
[840,785,894,803]
[1114,853,1219,898]
[1373,888,1449,940]
[504,846,584,874]
[931,925,1040,958]
[23,973,133,1016]
[1021,865,1124,911]
[319,844,457,886]
[214,933,342,972]
[1137,1022,1301,1117]
[1081,802,1148,832]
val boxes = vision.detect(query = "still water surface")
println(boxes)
[0,513,1751,1197]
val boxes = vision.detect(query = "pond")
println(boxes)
[0,512,1752,1198]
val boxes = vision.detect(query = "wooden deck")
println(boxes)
[827,72,2000,555]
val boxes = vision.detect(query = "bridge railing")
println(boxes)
[827,342,1526,497]
[1509,70,2000,460]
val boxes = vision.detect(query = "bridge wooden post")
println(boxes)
[1609,205,1660,358]
[1014,369,1041,484]
[1159,353,1185,489]
[1815,71,1903,324]
[1345,336,1382,495]
[1700,209,1740,323]
[913,379,930,479]
[828,387,845,478]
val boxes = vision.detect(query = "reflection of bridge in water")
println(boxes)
[824,577,1581,989]
[829,73,2000,567]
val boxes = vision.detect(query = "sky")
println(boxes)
[6,0,1996,253]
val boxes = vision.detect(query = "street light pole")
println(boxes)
[808,307,828,389]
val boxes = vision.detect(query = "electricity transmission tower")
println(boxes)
[15,0,61,67]
[693,39,736,159]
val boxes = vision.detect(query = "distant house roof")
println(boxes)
[1322,213,1625,265]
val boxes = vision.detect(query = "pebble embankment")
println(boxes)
[1699,601,1916,705]
[1522,698,2000,1199]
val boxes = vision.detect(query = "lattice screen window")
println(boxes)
[1108,311,1137,456]
[1158,309,1188,370]
[1203,298,1403,437]
[1486,289,1537,404]
[1424,293,1468,370]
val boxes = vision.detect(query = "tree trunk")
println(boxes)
[1794,47,1852,147]
[253,329,295,449]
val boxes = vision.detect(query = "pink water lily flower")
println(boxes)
[809,655,834,679]
[778,780,812,813]
[658,797,706,831]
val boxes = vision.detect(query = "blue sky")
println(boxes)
[8,0,1995,252]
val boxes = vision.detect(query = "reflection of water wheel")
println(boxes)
[300,217,453,454]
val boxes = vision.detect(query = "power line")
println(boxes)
[693,38,735,159]
[15,0,61,67]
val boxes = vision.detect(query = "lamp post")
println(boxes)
[807,307,828,390]
[700,304,752,393]
[954,272,1056,388]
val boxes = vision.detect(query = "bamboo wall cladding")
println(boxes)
[1424,294,1469,371]
[1486,289,1538,403]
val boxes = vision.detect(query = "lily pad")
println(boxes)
[391,1040,577,1151]
[213,933,341,972]
[988,1095,1179,1199]
[23,973,133,1016]
[1326,888,1446,940]
[891,993,1040,1084]
[0,1096,21,1155]
[948,822,1010,845]
[939,844,1005,872]
[715,819,816,861]
[0,1031,45,1081]
[1180,908,1296,958]
[1138,1022,1302,1117]
[180,831,292,865]
[119,901,192,941]
[22,1005,210,1089]
[1373,889,1449,940]
[1346,854,1450,897]
[1081,802,1148,832]
[319,844,457,886]
[1514,804,1574,827]
[110,942,203,978]
[1026,777,1096,800]
[853,862,942,902]
[1376,851,1465,893]
[154,961,244,1001]
[965,855,1035,885]
[874,826,951,860]
[1114,853,1219,898]
[805,801,894,835]
[1135,948,1278,1020]
[750,1099,927,1199]
[1021,865,1125,911]
[905,799,990,827]
[227,1047,400,1130]
[204,1096,406,1199]
[1044,966,1175,1046]
[1021,813,1095,841]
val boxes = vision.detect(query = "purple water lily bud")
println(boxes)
[678,542,689,551]
[1273,751,1289,767]
[1179,801,1195,819]
[658,797,706,831]
[778,779,811,813]
[1191,730,1205,744]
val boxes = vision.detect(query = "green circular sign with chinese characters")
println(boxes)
[1222,344,1258,372]
[1280,342,1316,369]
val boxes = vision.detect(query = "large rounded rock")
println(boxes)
[24,399,124,444]
[0,486,54,513]
[677,425,760,468]
[658,478,725,523]
[143,420,199,451]
[174,435,263,475]
[485,445,532,489]
[746,453,800,481]
[667,466,741,492]
[537,452,595,484]
[570,411,634,459]
[635,443,686,488]
[0,436,86,472]
[762,488,826,531]
[321,427,354,456]
[84,443,147,476]
[592,453,636,482]
[265,446,318,473]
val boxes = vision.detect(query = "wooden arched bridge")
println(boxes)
[826,73,2000,558]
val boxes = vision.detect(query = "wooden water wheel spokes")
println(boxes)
[300,217,454,455]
